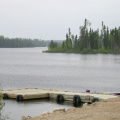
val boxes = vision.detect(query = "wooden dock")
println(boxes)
[1,88,118,106]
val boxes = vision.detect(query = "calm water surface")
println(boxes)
[2,99,73,120]
[0,47,120,120]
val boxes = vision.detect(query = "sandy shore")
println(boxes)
[23,97,120,120]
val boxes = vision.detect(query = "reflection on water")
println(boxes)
[3,98,79,120]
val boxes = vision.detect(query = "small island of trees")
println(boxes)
[46,19,120,54]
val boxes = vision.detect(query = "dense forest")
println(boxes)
[47,19,120,54]
[0,36,46,48]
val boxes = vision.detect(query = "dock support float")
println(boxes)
[56,94,64,103]
[73,95,81,107]
[17,95,23,102]
[3,93,8,99]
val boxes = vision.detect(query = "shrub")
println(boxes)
[0,90,5,119]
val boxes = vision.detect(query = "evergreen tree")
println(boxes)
[66,33,69,48]
[62,41,65,48]
[118,27,120,49]
[49,40,58,49]
[79,19,91,50]
[109,30,114,50]
[74,35,78,50]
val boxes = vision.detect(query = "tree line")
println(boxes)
[48,19,120,53]
[0,36,46,48]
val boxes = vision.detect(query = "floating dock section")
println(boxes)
[1,88,118,106]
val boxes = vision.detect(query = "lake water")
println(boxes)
[0,47,120,120]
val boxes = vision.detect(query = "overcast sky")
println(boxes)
[0,0,120,40]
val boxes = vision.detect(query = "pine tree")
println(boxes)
[79,19,91,50]
[74,35,78,50]
[49,40,58,49]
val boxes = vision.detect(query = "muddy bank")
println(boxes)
[22,97,120,120]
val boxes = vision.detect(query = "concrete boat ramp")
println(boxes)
[1,88,118,106]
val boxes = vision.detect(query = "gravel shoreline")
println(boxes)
[22,97,120,120]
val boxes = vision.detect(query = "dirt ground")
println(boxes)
[27,97,120,120]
